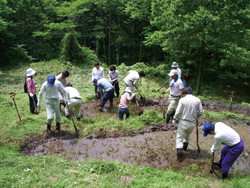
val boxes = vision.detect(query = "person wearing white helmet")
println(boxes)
[162,69,184,124]
[25,68,37,114]
[118,89,135,120]
[172,62,182,79]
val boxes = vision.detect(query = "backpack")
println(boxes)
[24,78,27,93]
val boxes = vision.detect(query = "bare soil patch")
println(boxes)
[22,98,250,177]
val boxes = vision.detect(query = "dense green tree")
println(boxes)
[146,0,250,94]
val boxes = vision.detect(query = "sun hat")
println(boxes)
[26,68,36,77]
[47,75,55,86]
[171,62,178,68]
[168,69,178,76]
[202,123,214,137]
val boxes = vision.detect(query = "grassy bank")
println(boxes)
[0,60,250,187]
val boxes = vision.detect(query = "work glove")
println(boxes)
[211,148,214,153]
[29,93,34,97]
[65,99,69,105]
[37,102,41,108]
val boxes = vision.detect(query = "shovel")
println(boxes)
[66,104,79,138]
[210,152,215,173]
[31,96,38,114]
[135,87,145,102]
[10,94,23,123]
[162,94,166,119]
[196,119,200,153]
[135,100,143,116]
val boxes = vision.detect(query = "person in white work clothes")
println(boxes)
[64,83,82,121]
[162,69,184,124]
[37,75,68,133]
[56,70,70,111]
[173,86,204,162]
[123,70,145,102]
[108,65,120,98]
[202,122,244,179]
[92,61,104,99]
[172,62,181,79]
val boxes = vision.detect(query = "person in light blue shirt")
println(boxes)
[93,78,114,112]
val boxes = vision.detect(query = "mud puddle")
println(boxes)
[79,97,250,119]
[23,124,250,176]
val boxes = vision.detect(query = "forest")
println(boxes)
[1,0,250,94]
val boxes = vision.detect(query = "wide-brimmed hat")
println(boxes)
[47,75,55,86]
[168,69,178,76]
[171,62,178,68]
[26,68,36,77]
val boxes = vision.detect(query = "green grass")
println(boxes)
[1,60,250,187]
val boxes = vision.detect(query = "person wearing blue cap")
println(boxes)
[173,86,203,162]
[202,122,244,179]
[37,75,68,133]
[93,78,114,112]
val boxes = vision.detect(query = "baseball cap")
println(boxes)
[202,123,214,137]
[47,75,55,86]
[93,78,100,82]
[168,69,178,76]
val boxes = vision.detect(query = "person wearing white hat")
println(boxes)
[25,68,37,114]
[162,69,184,124]
[118,90,135,120]
[92,62,104,99]
[172,62,182,78]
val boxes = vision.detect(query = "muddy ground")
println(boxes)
[23,98,250,178]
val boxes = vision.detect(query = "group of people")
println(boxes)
[25,69,82,133]
[161,62,244,179]
[25,61,244,179]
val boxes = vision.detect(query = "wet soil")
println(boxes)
[23,98,250,177]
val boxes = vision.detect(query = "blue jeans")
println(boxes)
[183,81,188,87]
[100,88,114,107]
[118,108,130,120]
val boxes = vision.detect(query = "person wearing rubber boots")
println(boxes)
[118,89,135,120]
[26,68,37,114]
[162,69,184,124]
[92,62,104,99]
[202,122,244,179]
[37,75,68,133]
[56,70,70,111]
[173,86,204,162]
[64,83,82,121]
[123,70,145,102]
[93,78,114,112]
[108,65,120,98]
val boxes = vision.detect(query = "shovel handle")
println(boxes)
[10,94,15,100]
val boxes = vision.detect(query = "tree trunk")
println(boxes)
[139,20,144,62]
[196,42,204,95]
[82,12,86,46]
[108,5,111,66]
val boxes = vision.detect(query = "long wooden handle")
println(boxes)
[157,78,170,91]
[211,152,214,172]
[163,94,165,119]
[196,120,200,153]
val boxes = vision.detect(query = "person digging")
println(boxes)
[37,75,68,133]
[118,89,135,120]
[162,69,184,124]
[202,122,244,179]
[108,65,120,98]
[56,70,70,111]
[173,86,204,162]
[93,78,114,112]
[123,70,145,102]
[64,83,83,121]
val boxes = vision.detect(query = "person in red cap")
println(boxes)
[202,122,244,179]
[37,75,68,133]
